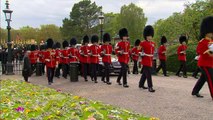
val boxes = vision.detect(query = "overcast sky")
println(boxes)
[0,0,196,29]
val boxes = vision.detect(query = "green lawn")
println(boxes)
[0,80,159,120]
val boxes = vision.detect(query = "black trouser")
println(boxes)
[62,63,69,78]
[24,76,28,82]
[102,62,110,82]
[83,63,89,80]
[117,62,128,85]
[2,63,6,74]
[156,60,167,76]
[41,63,45,74]
[47,67,55,83]
[91,63,98,81]
[192,67,213,99]
[176,60,187,76]
[192,67,200,77]
[133,60,138,74]
[139,66,153,88]
[31,63,36,74]
[55,63,62,77]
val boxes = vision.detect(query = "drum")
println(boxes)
[69,62,79,82]
[36,62,42,76]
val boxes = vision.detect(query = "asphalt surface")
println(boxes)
[1,73,212,120]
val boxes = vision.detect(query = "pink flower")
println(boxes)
[57,89,62,92]
[15,107,24,112]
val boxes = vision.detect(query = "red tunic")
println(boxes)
[29,50,39,64]
[100,44,112,63]
[197,39,213,68]
[139,40,155,67]
[158,45,166,61]
[177,44,187,61]
[80,45,90,63]
[115,41,130,64]
[131,47,139,61]
[38,50,46,63]
[44,49,56,68]
[61,48,70,64]
[55,49,62,64]
[68,47,79,63]
[89,45,101,64]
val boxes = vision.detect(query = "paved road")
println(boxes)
[1,74,212,120]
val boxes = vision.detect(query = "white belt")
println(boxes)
[123,52,129,54]
[63,57,69,58]
[92,55,99,57]
[105,54,111,56]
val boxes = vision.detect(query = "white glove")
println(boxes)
[139,52,145,57]
[209,44,213,52]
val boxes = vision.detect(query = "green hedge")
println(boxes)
[166,42,197,73]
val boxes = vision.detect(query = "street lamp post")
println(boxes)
[3,0,14,75]
[98,11,104,43]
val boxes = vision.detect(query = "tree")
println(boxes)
[38,24,62,43]
[118,3,147,45]
[61,0,102,41]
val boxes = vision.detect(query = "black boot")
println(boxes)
[148,87,155,92]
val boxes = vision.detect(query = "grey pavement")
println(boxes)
[1,73,212,120]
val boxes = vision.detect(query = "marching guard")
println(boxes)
[156,36,168,76]
[89,35,101,83]
[61,40,70,79]
[80,35,90,81]
[115,28,130,88]
[101,33,113,85]
[192,16,213,99]
[131,39,141,74]
[138,25,156,92]
[176,35,188,78]
[54,42,62,78]
[69,38,79,63]
[44,38,56,85]
[29,44,38,75]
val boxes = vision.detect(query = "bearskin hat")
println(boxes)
[179,35,187,44]
[83,35,89,44]
[91,35,99,43]
[40,44,46,50]
[70,37,77,46]
[143,25,154,40]
[30,44,36,51]
[134,39,141,46]
[103,33,111,43]
[200,16,213,39]
[55,42,61,49]
[46,38,54,49]
[119,28,128,39]
[161,36,167,45]
[62,40,69,48]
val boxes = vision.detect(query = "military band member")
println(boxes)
[192,16,213,99]
[131,39,141,74]
[176,36,188,78]
[156,36,168,76]
[29,44,39,74]
[115,28,130,88]
[44,38,56,85]
[89,35,100,83]
[38,44,46,75]
[139,25,156,92]
[54,42,62,78]
[61,40,70,79]
[101,33,113,85]
[80,35,90,81]
[69,38,79,63]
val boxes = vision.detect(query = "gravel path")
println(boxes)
[1,74,212,120]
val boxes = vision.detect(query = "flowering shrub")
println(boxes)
[0,80,158,120]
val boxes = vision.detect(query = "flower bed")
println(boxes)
[0,80,158,120]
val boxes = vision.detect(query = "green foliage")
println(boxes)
[118,3,147,45]
[61,0,102,41]
[0,80,154,120]
[154,0,213,47]
[167,42,198,73]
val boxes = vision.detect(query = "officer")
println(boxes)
[156,36,169,76]
[101,33,113,85]
[176,35,188,78]
[139,25,156,92]
[192,16,213,99]
[131,39,141,74]
[115,28,130,88]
